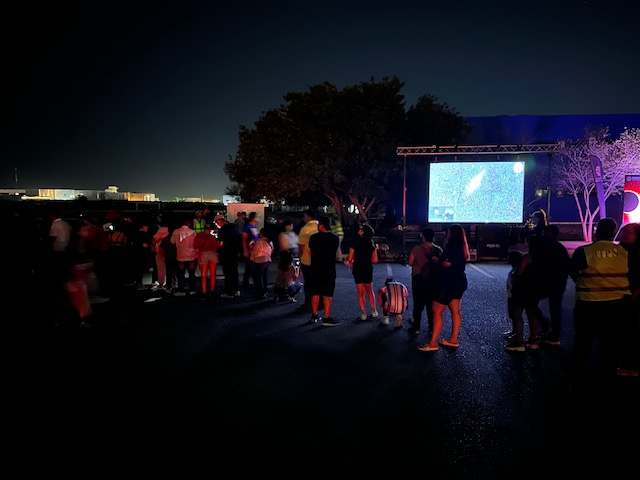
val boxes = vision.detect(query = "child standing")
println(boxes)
[504,249,542,352]
[250,227,274,299]
[274,250,302,303]
[376,276,409,329]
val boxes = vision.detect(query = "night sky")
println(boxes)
[4,0,639,201]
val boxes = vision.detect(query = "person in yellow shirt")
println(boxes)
[567,217,631,389]
[297,209,319,310]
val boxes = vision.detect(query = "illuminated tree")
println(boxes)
[550,127,640,241]
[224,78,470,223]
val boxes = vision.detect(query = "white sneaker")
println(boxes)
[234,290,241,297]
[382,316,390,325]
[358,312,367,321]
[220,293,235,299]
[372,310,379,319]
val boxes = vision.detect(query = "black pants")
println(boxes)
[569,298,626,385]
[411,275,435,332]
[220,254,239,295]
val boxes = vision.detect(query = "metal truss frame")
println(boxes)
[394,143,563,263]
[396,144,561,156]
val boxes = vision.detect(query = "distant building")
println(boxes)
[0,185,156,202]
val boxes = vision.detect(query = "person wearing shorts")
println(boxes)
[307,215,340,327]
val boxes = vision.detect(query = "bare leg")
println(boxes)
[323,296,332,317]
[356,283,366,313]
[209,263,217,294]
[428,302,446,347]
[311,294,320,317]
[364,283,376,313]
[200,263,208,294]
[448,299,463,344]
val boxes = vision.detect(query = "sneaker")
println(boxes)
[220,293,235,299]
[308,313,320,324]
[288,296,297,303]
[234,290,241,297]
[526,341,540,351]
[544,338,561,346]
[322,317,340,327]
[371,310,379,319]
[356,312,367,321]
[408,326,420,335]
[503,331,515,339]
[189,290,197,296]
[505,341,525,352]
[173,291,186,297]
[382,316,390,325]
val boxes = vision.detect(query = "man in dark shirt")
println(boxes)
[308,215,340,326]
[216,215,242,298]
[538,224,571,345]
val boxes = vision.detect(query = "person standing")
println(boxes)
[419,224,470,351]
[216,214,242,299]
[170,217,197,296]
[308,215,340,326]
[567,217,631,389]
[407,227,443,335]
[130,219,153,290]
[241,211,260,289]
[278,219,299,257]
[331,215,345,262]
[194,222,221,299]
[297,209,319,310]
[192,210,206,234]
[345,223,379,321]
[235,211,246,235]
[538,224,571,346]
[47,209,74,320]
[250,227,274,299]
[617,222,640,377]
[152,221,170,291]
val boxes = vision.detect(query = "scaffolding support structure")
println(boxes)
[395,143,563,263]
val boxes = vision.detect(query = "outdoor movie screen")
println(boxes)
[428,161,525,224]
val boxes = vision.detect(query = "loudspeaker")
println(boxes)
[476,225,510,261]
[623,175,640,225]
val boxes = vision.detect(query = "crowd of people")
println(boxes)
[5,204,639,386]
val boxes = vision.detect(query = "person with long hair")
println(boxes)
[345,223,379,321]
[418,224,470,351]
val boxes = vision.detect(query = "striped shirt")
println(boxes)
[378,281,409,314]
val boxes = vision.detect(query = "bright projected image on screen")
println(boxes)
[428,161,525,223]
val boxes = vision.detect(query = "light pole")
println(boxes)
[401,154,407,264]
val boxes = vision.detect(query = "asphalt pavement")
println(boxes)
[11,251,639,477]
